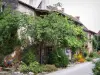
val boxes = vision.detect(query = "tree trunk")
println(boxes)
[40,45,42,64]
[39,41,44,64]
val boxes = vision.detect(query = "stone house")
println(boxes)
[1,0,83,24]
[1,0,90,63]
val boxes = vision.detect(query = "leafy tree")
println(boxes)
[0,9,21,55]
[19,12,86,63]
[26,13,68,63]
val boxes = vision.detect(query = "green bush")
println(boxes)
[82,50,88,58]
[43,64,57,72]
[86,57,92,61]
[89,52,94,58]
[0,9,21,55]
[93,60,100,75]
[92,52,100,58]
[88,52,100,59]
[86,52,100,62]
[48,48,69,67]
[22,49,36,65]
[29,61,43,73]
[19,62,29,73]
[19,61,44,74]
[0,54,4,66]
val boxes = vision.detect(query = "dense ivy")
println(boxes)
[18,12,87,64]
[20,13,86,49]
[19,13,87,51]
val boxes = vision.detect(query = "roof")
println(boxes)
[19,0,42,8]
[19,0,96,33]
[18,0,84,25]
[84,29,96,34]
[36,10,84,25]
[97,31,100,35]
[18,0,35,10]
[61,13,83,25]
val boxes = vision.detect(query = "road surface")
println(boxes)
[46,62,95,75]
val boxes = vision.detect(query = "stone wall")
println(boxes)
[2,0,18,9]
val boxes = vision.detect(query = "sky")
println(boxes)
[50,0,100,33]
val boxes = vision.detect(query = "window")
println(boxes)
[0,4,5,12]
[88,33,91,40]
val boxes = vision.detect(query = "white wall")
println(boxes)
[16,2,35,46]
[16,3,35,15]
[87,33,94,53]
[19,0,42,8]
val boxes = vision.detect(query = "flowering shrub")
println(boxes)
[74,53,85,63]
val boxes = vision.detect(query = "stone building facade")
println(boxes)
[84,29,96,53]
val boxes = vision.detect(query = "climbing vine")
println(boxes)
[20,12,87,52]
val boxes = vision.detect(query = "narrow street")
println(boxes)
[46,62,95,75]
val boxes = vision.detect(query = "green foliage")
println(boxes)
[43,64,57,72]
[93,60,100,75]
[19,62,57,73]
[88,52,100,59]
[29,61,43,73]
[48,48,69,67]
[0,54,4,66]
[19,62,29,73]
[25,13,67,47]
[86,51,100,62]
[20,12,86,54]
[63,18,86,50]
[82,49,88,58]
[90,51,100,58]
[0,7,87,66]
[92,52,100,58]
[86,57,92,61]
[89,52,94,58]
[92,35,100,50]
[19,61,44,74]
[0,9,21,55]
[22,49,36,65]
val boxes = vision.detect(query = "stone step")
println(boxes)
[3,68,13,71]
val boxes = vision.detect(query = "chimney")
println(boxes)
[97,31,100,35]
[75,16,80,20]
[61,8,64,12]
